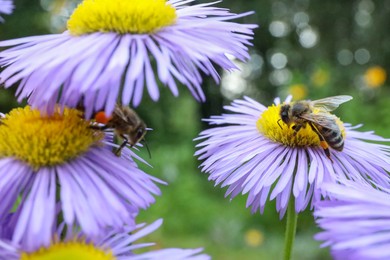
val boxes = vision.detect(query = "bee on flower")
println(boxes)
[0,105,164,250]
[278,95,352,161]
[195,95,390,216]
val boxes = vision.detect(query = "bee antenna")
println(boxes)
[277,119,283,129]
[142,139,152,159]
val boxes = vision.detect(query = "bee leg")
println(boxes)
[277,119,283,129]
[291,124,302,136]
[115,134,129,156]
[90,124,109,130]
[308,122,333,163]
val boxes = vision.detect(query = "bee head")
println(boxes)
[128,123,147,146]
[279,104,291,125]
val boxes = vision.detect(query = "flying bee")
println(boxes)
[278,95,353,162]
[93,105,148,155]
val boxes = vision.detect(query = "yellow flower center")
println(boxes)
[67,0,177,35]
[0,106,103,169]
[20,241,115,260]
[256,104,345,147]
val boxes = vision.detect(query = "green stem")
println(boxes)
[283,197,298,260]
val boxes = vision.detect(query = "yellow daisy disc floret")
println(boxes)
[20,241,114,260]
[67,0,177,35]
[0,106,103,169]
[256,104,345,147]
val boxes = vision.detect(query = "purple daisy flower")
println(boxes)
[0,0,256,116]
[0,106,164,251]
[314,182,390,260]
[0,219,210,259]
[0,0,13,22]
[195,96,390,217]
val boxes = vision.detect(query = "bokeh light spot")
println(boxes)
[364,66,387,88]
[269,69,292,86]
[288,84,307,100]
[293,12,310,28]
[270,52,288,69]
[299,28,318,48]
[355,48,370,64]
[269,21,290,37]
[311,68,330,87]
[337,49,354,66]
[244,229,265,247]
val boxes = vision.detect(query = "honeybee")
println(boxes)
[278,95,353,161]
[93,105,147,155]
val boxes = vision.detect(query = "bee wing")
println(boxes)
[310,95,352,112]
[299,112,340,131]
[114,105,129,122]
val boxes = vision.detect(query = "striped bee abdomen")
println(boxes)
[320,127,344,151]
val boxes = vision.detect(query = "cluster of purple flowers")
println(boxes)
[0,0,255,259]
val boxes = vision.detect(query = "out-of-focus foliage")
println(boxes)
[219,0,390,137]
[2,0,390,259]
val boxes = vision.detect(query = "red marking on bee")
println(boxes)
[94,111,112,125]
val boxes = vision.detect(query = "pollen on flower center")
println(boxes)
[20,241,114,260]
[0,106,103,169]
[256,104,345,148]
[67,0,177,35]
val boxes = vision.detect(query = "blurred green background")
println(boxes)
[3,0,390,259]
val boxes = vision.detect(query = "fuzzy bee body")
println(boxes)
[94,105,147,154]
[279,95,353,161]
